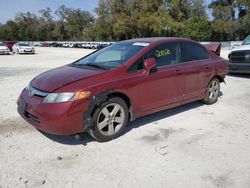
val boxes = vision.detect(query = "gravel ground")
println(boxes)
[0,47,250,188]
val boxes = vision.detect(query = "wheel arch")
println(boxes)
[107,92,131,108]
[214,75,225,83]
[83,89,134,130]
[203,75,224,97]
[107,92,134,121]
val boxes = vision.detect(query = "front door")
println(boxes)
[135,42,184,113]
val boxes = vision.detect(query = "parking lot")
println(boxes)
[0,47,250,188]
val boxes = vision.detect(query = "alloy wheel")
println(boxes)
[97,103,125,136]
[208,80,219,100]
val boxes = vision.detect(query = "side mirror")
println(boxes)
[143,58,157,75]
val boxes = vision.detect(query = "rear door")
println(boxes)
[179,42,211,100]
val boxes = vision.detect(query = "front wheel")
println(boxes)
[202,78,220,105]
[88,97,129,142]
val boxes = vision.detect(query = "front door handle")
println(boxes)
[175,69,182,75]
[203,65,210,70]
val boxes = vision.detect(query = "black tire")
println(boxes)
[88,97,129,142]
[202,77,220,105]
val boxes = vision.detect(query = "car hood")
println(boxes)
[31,65,105,92]
[231,44,250,52]
[0,46,8,50]
[19,46,32,49]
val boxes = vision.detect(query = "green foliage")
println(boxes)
[181,17,212,41]
[0,6,94,41]
[0,0,249,41]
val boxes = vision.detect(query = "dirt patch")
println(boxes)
[140,133,163,143]
[139,128,178,143]
[202,173,235,188]
[0,117,34,135]
[158,128,177,139]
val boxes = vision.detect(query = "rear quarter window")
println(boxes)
[180,42,208,62]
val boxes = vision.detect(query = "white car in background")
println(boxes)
[0,42,10,55]
[13,43,35,54]
[62,42,74,48]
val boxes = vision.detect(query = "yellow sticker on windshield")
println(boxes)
[155,49,171,57]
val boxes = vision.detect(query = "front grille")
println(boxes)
[230,50,250,63]
[26,112,40,123]
[27,84,49,98]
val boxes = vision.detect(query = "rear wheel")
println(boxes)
[88,97,129,142]
[202,77,220,105]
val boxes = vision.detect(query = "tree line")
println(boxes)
[0,0,249,42]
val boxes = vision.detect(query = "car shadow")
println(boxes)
[39,100,208,145]
[39,130,94,146]
[227,73,250,79]
[17,53,36,55]
[218,91,223,97]
[126,101,204,133]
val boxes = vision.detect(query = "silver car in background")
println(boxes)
[0,42,10,55]
[13,43,35,54]
[228,35,250,74]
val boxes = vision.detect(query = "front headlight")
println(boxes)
[43,91,91,103]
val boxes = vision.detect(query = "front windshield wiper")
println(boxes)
[85,63,109,70]
[73,63,108,70]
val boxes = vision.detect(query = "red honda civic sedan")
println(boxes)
[17,38,228,142]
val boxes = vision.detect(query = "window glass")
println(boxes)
[95,51,122,62]
[144,42,179,67]
[128,58,144,72]
[180,42,208,62]
[242,35,250,45]
[128,42,179,71]
[74,42,146,70]
[19,43,30,47]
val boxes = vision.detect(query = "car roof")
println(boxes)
[121,37,195,44]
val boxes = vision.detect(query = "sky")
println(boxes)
[0,0,99,24]
[0,0,212,24]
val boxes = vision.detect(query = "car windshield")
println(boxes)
[19,43,30,47]
[0,43,5,46]
[73,42,149,70]
[8,41,16,44]
[242,36,250,45]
